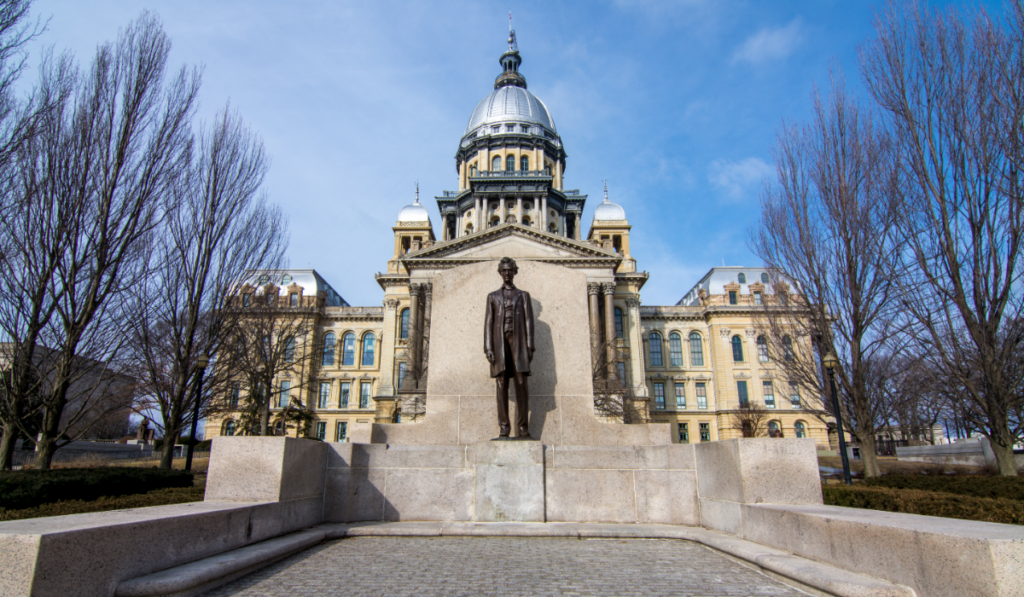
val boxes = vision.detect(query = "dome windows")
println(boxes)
[520,156,529,171]
[491,156,500,171]
[506,155,515,171]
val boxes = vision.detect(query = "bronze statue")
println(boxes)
[484,257,535,438]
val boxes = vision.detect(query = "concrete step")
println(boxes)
[114,528,326,597]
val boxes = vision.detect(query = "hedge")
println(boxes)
[823,484,1024,525]
[863,474,1024,502]
[0,467,194,511]
[0,485,204,522]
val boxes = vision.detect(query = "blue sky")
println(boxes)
[31,0,1003,306]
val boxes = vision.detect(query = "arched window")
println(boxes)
[491,156,500,171]
[491,216,500,227]
[520,155,529,171]
[284,336,296,363]
[768,421,782,438]
[321,332,336,366]
[669,332,683,367]
[506,155,515,172]
[738,272,746,284]
[522,216,532,227]
[731,335,744,362]
[465,223,474,235]
[470,163,477,177]
[689,332,704,366]
[649,332,663,367]
[614,308,623,338]
[795,421,807,438]
[757,335,769,362]
[548,222,557,233]
[761,272,770,284]
[400,309,409,339]
[783,335,795,362]
[342,333,356,366]
[223,420,236,436]
[362,333,376,367]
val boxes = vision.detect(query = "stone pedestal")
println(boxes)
[473,441,544,522]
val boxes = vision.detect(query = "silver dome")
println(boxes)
[397,185,430,223]
[464,86,557,136]
[593,182,626,221]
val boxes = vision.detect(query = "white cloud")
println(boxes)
[732,19,803,65]
[707,157,772,199]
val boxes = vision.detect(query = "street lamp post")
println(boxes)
[185,354,210,472]
[822,352,852,485]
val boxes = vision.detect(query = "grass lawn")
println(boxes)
[818,455,1024,525]
[0,458,209,522]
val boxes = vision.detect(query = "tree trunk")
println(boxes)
[33,433,57,470]
[988,432,1019,476]
[159,423,180,469]
[260,400,270,436]
[0,423,18,470]
[857,435,881,478]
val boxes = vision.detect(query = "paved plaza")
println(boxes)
[204,536,810,597]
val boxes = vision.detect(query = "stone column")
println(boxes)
[540,195,548,231]
[587,283,601,363]
[625,297,647,396]
[474,198,481,233]
[603,282,618,384]
[574,214,581,240]
[516,196,523,225]
[402,284,421,390]
[420,283,433,389]
[499,195,506,225]
[378,298,400,396]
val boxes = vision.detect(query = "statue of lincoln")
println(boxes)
[484,257,535,438]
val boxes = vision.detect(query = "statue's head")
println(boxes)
[498,257,518,284]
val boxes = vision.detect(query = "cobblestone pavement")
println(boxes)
[204,537,809,597]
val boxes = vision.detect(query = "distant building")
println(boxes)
[206,31,829,448]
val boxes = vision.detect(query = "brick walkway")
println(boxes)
[204,536,809,596]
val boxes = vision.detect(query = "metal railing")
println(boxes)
[469,170,552,179]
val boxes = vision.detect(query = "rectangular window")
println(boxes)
[339,382,350,408]
[696,383,708,410]
[360,382,371,409]
[289,293,298,307]
[729,290,738,305]
[617,362,626,384]
[699,422,711,442]
[754,291,763,305]
[675,384,686,409]
[614,308,623,338]
[315,421,326,440]
[336,421,348,442]
[229,382,240,407]
[398,362,407,389]
[242,293,251,307]
[653,383,665,410]
[278,380,290,408]
[763,381,776,408]
[318,382,330,409]
[650,335,663,367]
[737,381,749,408]
[678,423,689,443]
[789,383,801,409]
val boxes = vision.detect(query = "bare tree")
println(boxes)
[127,107,285,468]
[752,75,904,477]
[25,12,200,469]
[862,1,1024,474]
[592,338,648,423]
[218,286,318,436]
[730,403,772,438]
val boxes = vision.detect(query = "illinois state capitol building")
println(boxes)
[206,32,829,449]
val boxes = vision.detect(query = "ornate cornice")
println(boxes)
[402,223,618,261]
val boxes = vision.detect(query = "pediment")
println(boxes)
[403,224,618,263]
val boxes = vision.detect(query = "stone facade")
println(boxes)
[205,35,830,449]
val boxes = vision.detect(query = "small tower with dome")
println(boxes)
[588,181,636,273]
[435,28,587,241]
[387,184,435,274]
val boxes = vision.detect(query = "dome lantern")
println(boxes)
[593,180,626,222]
[397,183,430,223]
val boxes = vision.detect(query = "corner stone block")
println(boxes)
[694,438,821,506]
[205,436,327,503]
